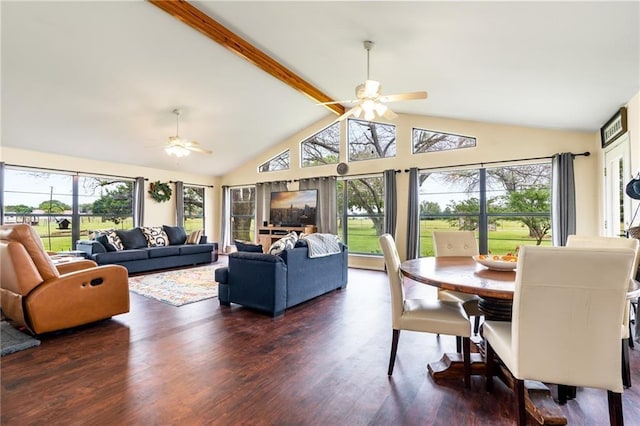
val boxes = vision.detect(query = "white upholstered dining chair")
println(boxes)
[484,245,635,426]
[432,231,482,335]
[566,234,640,388]
[379,234,472,388]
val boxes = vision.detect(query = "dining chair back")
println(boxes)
[566,235,639,387]
[379,234,472,386]
[432,231,481,335]
[484,245,635,425]
[433,231,479,257]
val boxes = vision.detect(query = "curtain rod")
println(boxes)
[4,163,148,181]
[169,180,214,188]
[293,169,401,182]
[403,151,590,173]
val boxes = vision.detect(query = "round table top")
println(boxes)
[400,256,640,301]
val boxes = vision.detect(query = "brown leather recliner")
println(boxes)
[0,224,130,334]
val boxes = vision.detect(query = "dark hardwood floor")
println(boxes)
[2,259,640,425]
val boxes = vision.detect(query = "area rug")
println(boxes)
[128,264,221,307]
[1,321,40,356]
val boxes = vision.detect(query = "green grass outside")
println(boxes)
[31,217,206,252]
[344,218,551,256]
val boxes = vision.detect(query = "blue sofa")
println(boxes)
[215,244,348,316]
[76,227,218,274]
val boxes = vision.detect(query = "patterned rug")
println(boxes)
[1,321,41,356]
[128,264,221,307]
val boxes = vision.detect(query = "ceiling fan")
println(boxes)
[164,109,212,157]
[320,40,428,122]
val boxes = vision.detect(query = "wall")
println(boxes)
[221,113,598,270]
[0,147,220,241]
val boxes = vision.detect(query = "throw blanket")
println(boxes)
[302,233,341,258]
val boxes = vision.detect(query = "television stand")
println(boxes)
[258,225,317,253]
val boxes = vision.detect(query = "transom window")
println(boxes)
[348,119,396,161]
[412,128,476,154]
[259,150,290,172]
[301,122,340,167]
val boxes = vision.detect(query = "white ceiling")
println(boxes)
[2,1,639,175]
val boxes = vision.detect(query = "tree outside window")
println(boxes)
[337,176,384,255]
[348,119,396,161]
[183,186,204,233]
[230,187,255,242]
[259,150,290,172]
[301,122,340,167]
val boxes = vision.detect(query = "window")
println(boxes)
[79,176,134,238]
[301,122,340,167]
[3,167,134,251]
[412,128,476,154]
[348,119,396,161]
[230,187,255,242]
[183,185,205,234]
[337,175,384,255]
[259,150,290,172]
[417,162,552,256]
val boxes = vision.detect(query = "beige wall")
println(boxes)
[221,112,600,269]
[5,89,638,269]
[0,147,220,241]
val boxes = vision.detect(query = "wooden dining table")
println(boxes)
[399,256,640,426]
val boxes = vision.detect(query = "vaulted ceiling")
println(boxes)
[2,1,638,175]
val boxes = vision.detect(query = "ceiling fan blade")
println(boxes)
[335,105,361,122]
[381,107,398,121]
[378,91,428,103]
[185,141,212,155]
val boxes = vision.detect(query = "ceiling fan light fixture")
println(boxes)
[165,144,191,157]
[374,102,388,116]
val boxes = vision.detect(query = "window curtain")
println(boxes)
[256,181,288,228]
[406,167,420,260]
[220,185,229,251]
[133,176,145,228]
[175,181,184,228]
[383,169,397,238]
[0,162,5,225]
[299,176,337,234]
[552,153,576,246]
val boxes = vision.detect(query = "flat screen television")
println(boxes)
[269,189,318,227]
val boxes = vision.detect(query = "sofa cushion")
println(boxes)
[95,234,117,252]
[235,240,264,253]
[179,243,214,255]
[163,225,187,245]
[94,249,149,263]
[104,230,124,251]
[140,226,169,247]
[186,230,203,244]
[116,228,148,250]
[147,246,180,258]
[268,232,298,256]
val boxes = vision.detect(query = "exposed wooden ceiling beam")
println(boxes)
[149,0,345,116]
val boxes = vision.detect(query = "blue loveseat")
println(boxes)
[215,243,348,316]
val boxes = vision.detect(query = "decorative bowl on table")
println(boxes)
[473,254,518,271]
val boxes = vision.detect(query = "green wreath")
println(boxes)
[148,181,172,203]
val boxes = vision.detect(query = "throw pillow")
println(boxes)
[140,226,169,247]
[234,240,264,253]
[116,228,148,250]
[104,230,124,251]
[95,234,117,252]
[186,229,203,245]
[162,225,187,245]
[268,232,298,256]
